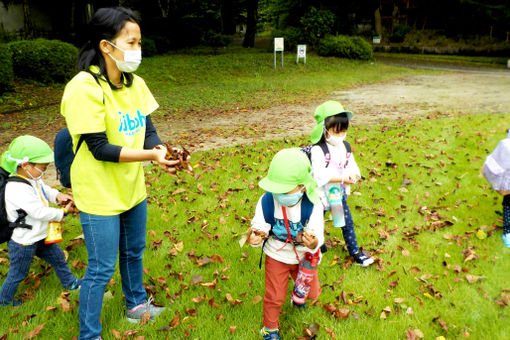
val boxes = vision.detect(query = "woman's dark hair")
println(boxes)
[317,112,349,144]
[77,7,141,89]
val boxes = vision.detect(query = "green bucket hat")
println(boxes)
[310,100,353,144]
[258,148,319,204]
[0,135,54,174]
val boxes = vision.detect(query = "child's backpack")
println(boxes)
[54,128,85,188]
[258,192,314,268]
[0,167,32,243]
[301,140,352,167]
[483,130,510,191]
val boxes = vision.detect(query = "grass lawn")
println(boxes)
[1,112,509,339]
[0,46,425,119]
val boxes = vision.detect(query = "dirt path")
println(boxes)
[156,69,510,152]
[4,64,510,187]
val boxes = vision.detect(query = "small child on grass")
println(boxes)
[308,100,374,267]
[482,128,510,247]
[245,148,324,340]
[0,135,82,306]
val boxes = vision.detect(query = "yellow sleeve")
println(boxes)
[61,72,106,134]
[134,75,159,116]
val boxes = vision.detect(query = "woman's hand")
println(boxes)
[153,145,180,174]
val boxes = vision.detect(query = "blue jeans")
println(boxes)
[78,199,148,340]
[341,195,359,256]
[0,239,77,305]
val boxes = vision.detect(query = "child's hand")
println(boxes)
[246,229,267,246]
[342,175,359,184]
[498,190,510,196]
[56,193,73,205]
[302,232,318,249]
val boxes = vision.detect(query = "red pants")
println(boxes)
[263,255,321,329]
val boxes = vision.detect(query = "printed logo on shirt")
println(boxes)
[271,218,304,242]
[118,110,145,136]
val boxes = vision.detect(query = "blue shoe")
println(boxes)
[69,278,82,291]
[503,233,510,248]
[0,300,22,307]
[260,327,280,340]
[290,299,306,309]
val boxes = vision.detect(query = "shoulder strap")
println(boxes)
[300,194,314,226]
[318,142,331,167]
[75,135,85,154]
[6,177,31,186]
[261,192,275,227]
[343,140,351,153]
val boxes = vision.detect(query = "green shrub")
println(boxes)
[318,35,373,60]
[300,7,335,47]
[270,27,305,52]
[0,44,14,94]
[387,24,412,43]
[203,31,233,49]
[142,37,157,57]
[8,38,78,84]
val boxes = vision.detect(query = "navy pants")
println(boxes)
[0,239,77,305]
[324,196,359,256]
[504,195,510,234]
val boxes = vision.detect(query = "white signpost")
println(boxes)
[296,44,306,64]
[274,37,284,68]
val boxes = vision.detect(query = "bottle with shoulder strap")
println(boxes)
[291,249,320,307]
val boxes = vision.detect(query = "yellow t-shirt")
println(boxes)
[60,68,159,215]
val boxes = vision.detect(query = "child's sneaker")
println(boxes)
[69,278,82,291]
[353,251,374,267]
[0,300,22,307]
[502,233,510,248]
[127,296,166,323]
[260,327,280,340]
[290,299,306,310]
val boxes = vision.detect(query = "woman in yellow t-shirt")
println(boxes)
[60,7,178,340]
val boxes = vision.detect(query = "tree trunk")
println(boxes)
[220,0,236,35]
[22,0,33,38]
[374,7,382,39]
[242,0,258,48]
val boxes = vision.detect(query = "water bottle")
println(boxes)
[291,250,320,306]
[45,221,63,244]
[326,183,345,228]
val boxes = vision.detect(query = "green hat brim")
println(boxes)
[259,176,298,194]
[31,152,54,164]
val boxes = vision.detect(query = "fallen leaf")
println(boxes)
[24,324,44,339]
[252,295,263,304]
[111,329,121,339]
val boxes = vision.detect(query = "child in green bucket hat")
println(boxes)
[246,148,325,340]
[0,135,82,306]
[309,100,374,267]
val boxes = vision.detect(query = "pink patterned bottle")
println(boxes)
[291,250,320,306]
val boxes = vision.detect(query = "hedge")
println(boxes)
[0,44,14,94]
[8,38,78,84]
[317,35,373,61]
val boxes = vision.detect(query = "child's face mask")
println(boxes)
[27,164,46,181]
[325,128,346,147]
[275,190,304,207]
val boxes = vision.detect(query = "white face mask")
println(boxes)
[325,129,346,147]
[107,41,142,73]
